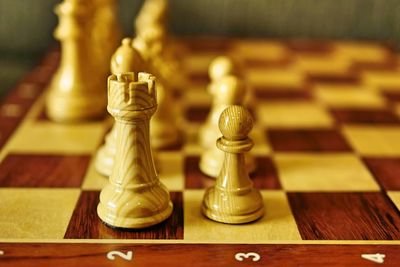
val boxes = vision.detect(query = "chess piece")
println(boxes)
[97,72,173,228]
[92,0,121,77]
[200,58,240,148]
[135,0,169,36]
[208,56,238,88]
[134,26,180,149]
[46,0,106,122]
[95,38,146,177]
[199,75,256,177]
[202,105,264,224]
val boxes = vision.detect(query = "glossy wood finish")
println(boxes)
[0,154,90,187]
[65,191,183,239]
[1,243,400,267]
[288,192,400,240]
[268,129,351,152]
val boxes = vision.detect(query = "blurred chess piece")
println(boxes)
[133,16,181,149]
[199,75,256,177]
[95,38,146,177]
[92,0,122,78]
[202,105,264,224]
[200,57,239,148]
[46,0,106,122]
[97,72,173,229]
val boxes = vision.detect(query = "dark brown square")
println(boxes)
[306,73,359,84]
[184,156,281,189]
[287,192,400,240]
[383,91,400,103]
[331,108,400,124]
[185,106,210,123]
[64,191,183,239]
[363,158,400,190]
[268,129,351,152]
[0,153,90,187]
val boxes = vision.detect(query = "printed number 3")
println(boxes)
[107,250,133,261]
[235,252,261,262]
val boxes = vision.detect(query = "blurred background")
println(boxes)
[0,0,398,99]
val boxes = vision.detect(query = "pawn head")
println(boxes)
[111,38,146,75]
[209,56,236,81]
[219,105,253,140]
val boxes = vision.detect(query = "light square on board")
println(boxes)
[246,69,304,90]
[232,40,290,63]
[314,84,386,108]
[388,191,400,211]
[334,42,390,64]
[292,54,351,76]
[183,190,301,242]
[275,153,379,191]
[6,120,106,154]
[0,188,80,239]
[257,102,334,128]
[362,70,400,91]
[342,126,400,156]
[82,152,184,191]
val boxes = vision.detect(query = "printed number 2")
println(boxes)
[107,251,133,261]
[361,253,385,264]
[235,252,261,262]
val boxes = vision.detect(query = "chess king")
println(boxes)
[97,72,173,229]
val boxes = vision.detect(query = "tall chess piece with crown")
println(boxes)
[97,72,173,229]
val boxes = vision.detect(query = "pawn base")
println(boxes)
[202,203,264,224]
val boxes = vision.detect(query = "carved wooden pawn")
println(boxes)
[46,0,106,122]
[199,75,256,177]
[95,38,146,177]
[97,72,173,228]
[202,105,264,224]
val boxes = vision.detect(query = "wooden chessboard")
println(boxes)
[1,37,400,266]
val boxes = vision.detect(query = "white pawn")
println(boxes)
[202,105,264,224]
[199,75,256,177]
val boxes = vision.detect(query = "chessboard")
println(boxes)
[1,37,400,266]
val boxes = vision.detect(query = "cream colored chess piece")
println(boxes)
[95,38,146,177]
[133,25,180,149]
[200,57,239,148]
[97,72,173,228]
[202,105,264,224]
[135,0,168,36]
[46,0,106,122]
[199,75,256,177]
[92,0,121,77]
